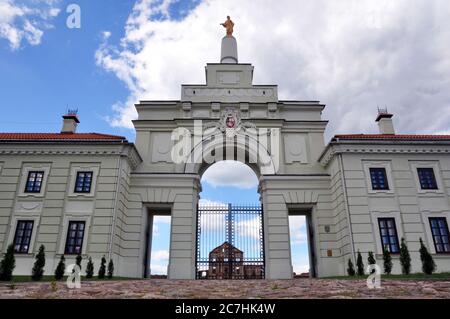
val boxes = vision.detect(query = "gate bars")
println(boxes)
[196,203,265,279]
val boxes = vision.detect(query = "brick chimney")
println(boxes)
[376,108,395,135]
[61,110,80,134]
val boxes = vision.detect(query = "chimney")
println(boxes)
[376,108,395,135]
[61,110,80,134]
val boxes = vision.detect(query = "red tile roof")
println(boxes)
[334,134,450,140]
[0,133,127,142]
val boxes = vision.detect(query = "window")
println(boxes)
[369,168,389,190]
[13,221,34,253]
[64,221,86,255]
[429,218,450,253]
[74,171,93,193]
[378,218,400,253]
[417,168,438,190]
[24,171,44,193]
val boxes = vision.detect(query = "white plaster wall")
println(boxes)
[0,144,138,277]
[339,152,450,274]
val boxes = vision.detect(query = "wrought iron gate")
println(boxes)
[196,203,265,279]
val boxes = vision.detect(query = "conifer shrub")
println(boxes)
[98,256,106,279]
[107,259,114,279]
[31,245,46,281]
[382,246,393,275]
[54,255,66,280]
[0,244,15,281]
[347,258,356,276]
[356,250,364,276]
[419,238,436,275]
[399,238,411,275]
[86,257,94,279]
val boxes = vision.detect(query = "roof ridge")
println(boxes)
[334,134,450,139]
[0,132,127,141]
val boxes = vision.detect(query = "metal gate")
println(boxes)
[196,203,265,279]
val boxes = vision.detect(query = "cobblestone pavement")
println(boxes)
[1,279,450,299]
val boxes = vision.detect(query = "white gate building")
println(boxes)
[1,33,450,279]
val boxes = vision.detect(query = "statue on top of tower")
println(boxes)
[220,16,234,37]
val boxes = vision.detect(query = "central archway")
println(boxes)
[184,132,276,176]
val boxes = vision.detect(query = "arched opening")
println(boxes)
[196,160,264,279]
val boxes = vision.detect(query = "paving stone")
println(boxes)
[0,279,450,299]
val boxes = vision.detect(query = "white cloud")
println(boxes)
[151,249,169,261]
[198,198,227,207]
[293,263,310,275]
[235,216,261,240]
[201,161,258,189]
[289,216,308,245]
[0,0,61,50]
[150,263,168,275]
[154,215,171,224]
[152,215,171,236]
[97,0,450,139]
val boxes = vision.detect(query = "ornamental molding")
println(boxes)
[183,88,275,98]
[319,144,450,167]
[0,146,142,170]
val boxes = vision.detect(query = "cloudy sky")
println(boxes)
[1,0,449,275]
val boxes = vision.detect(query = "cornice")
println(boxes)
[0,143,143,170]
[319,142,450,167]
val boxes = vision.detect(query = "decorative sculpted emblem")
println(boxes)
[202,108,256,139]
[226,115,236,128]
[222,108,240,138]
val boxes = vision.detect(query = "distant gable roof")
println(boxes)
[210,242,243,254]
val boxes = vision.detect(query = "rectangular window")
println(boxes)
[13,221,34,254]
[74,171,93,193]
[369,168,389,190]
[64,221,86,255]
[378,218,400,253]
[429,217,450,253]
[24,171,44,193]
[417,168,438,190]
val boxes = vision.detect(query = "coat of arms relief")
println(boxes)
[204,108,256,139]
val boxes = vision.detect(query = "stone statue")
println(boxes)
[220,16,234,37]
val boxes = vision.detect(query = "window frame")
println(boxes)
[24,171,45,193]
[67,164,99,197]
[429,217,450,254]
[64,221,86,255]
[417,167,438,190]
[369,167,390,191]
[12,220,34,254]
[18,164,51,197]
[378,217,400,254]
[363,161,395,194]
[73,171,94,194]
[410,161,443,194]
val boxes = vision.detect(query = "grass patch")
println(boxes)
[322,272,450,281]
[0,276,144,283]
